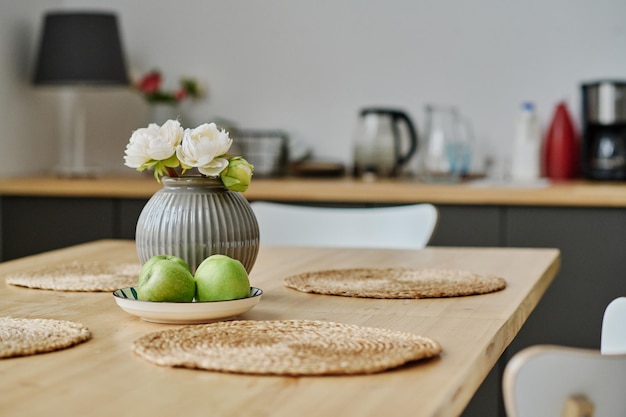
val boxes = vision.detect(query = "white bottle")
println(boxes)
[511,102,542,181]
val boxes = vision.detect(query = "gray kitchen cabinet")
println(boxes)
[117,198,149,239]
[429,205,503,247]
[0,197,150,261]
[505,206,626,350]
[0,197,116,261]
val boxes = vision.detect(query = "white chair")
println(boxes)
[249,201,438,249]
[502,345,626,417]
[601,296,626,355]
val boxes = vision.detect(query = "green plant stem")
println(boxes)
[165,167,178,177]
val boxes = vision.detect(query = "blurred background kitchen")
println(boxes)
[1,0,625,179]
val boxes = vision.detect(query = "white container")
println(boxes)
[511,102,542,181]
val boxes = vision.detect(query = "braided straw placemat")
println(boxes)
[0,317,91,359]
[132,320,441,375]
[4,261,141,292]
[284,268,506,299]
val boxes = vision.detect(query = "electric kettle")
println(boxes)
[353,108,418,178]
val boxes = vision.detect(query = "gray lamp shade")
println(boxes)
[33,11,129,85]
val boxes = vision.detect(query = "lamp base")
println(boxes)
[54,165,102,179]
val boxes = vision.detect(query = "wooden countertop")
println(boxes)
[0,175,624,207]
[0,240,560,417]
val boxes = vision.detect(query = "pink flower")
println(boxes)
[175,89,187,101]
[138,71,162,93]
[134,70,203,104]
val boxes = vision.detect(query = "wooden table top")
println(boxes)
[0,240,560,417]
[0,175,625,207]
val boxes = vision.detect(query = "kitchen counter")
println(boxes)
[0,175,625,207]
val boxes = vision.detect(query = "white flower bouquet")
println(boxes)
[124,119,253,192]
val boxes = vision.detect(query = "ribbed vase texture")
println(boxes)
[135,177,259,273]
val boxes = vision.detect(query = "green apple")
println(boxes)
[137,258,196,302]
[194,254,250,302]
[138,255,191,287]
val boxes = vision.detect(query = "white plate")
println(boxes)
[113,287,263,324]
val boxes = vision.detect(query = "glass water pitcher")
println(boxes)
[418,105,472,183]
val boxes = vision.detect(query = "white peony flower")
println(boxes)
[123,120,184,169]
[176,123,233,176]
[159,119,184,148]
[123,118,254,189]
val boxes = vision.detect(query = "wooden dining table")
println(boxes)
[0,240,560,417]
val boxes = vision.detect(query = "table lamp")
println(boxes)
[33,11,129,177]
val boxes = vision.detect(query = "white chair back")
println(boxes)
[503,345,626,417]
[250,201,438,249]
[601,296,626,355]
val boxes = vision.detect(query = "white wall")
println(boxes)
[2,0,626,176]
[0,0,61,176]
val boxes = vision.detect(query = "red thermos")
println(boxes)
[542,102,580,179]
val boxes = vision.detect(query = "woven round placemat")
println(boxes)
[132,319,441,375]
[4,261,141,292]
[284,268,506,299]
[0,317,91,359]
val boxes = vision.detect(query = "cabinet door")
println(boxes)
[506,206,626,350]
[0,197,115,261]
[429,205,503,247]
[117,199,149,239]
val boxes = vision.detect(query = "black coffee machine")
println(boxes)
[581,80,626,180]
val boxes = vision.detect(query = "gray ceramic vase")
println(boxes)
[135,176,259,273]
